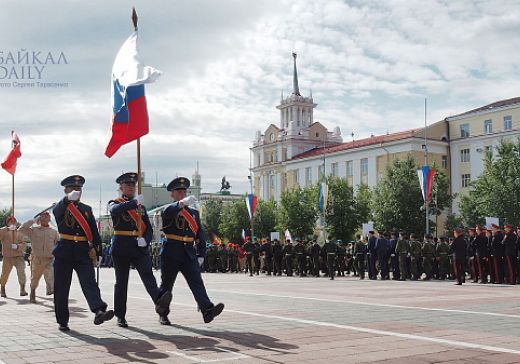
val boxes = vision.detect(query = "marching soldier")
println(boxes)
[475,226,490,283]
[436,237,450,280]
[52,175,114,331]
[421,234,435,280]
[0,216,28,298]
[273,239,283,276]
[409,233,422,280]
[490,224,504,284]
[158,177,224,325]
[283,239,294,276]
[395,232,410,281]
[19,212,59,303]
[260,239,273,276]
[243,238,254,276]
[108,173,172,328]
[452,228,467,285]
[323,239,338,280]
[503,223,516,284]
[310,240,321,277]
[467,227,478,282]
[353,234,367,279]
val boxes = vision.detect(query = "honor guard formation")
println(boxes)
[197,227,520,285]
[0,174,224,331]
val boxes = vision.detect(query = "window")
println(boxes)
[293,170,299,185]
[360,158,368,175]
[485,145,493,156]
[318,165,324,179]
[269,174,275,190]
[461,174,471,188]
[305,167,312,186]
[460,148,470,163]
[484,119,492,134]
[269,133,275,141]
[441,155,448,169]
[346,160,353,177]
[331,162,338,177]
[504,115,512,131]
[315,132,320,138]
[460,124,470,138]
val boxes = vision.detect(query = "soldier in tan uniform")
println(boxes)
[19,212,59,303]
[0,216,28,297]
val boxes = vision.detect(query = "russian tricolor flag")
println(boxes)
[105,31,161,158]
[246,193,257,220]
[417,166,436,202]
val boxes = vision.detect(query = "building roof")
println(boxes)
[290,129,422,161]
[449,96,520,118]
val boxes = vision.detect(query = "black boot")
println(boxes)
[117,317,128,328]
[202,303,225,323]
[159,315,171,325]
[94,309,114,325]
[155,291,172,316]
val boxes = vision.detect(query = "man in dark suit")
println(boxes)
[52,175,114,331]
[108,172,172,328]
[159,177,224,325]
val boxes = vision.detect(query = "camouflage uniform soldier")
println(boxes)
[395,232,410,281]
[422,234,435,280]
[409,234,422,280]
[436,237,450,280]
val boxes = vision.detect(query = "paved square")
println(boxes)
[1,265,520,363]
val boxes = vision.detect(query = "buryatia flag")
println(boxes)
[246,193,257,220]
[105,31,162,158]
[319,181,328,211]
[417,166,436,202]
[1,131,21,175]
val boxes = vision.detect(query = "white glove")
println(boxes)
[137,237,147,247]
[180,195,197,207]
[67,190,81,201]
[11,244,17,250]
[197,257,204,266]
[134,194,145,205]
[8,225,16,231]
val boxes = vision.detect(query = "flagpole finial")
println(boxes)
[132,7,138,31]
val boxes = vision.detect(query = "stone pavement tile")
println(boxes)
[412,348,490,362]
[472,353,520,363]
[367,356,435,364]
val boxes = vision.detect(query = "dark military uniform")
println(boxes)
[421,238,435,280]
[436,239,450,280]
[52,175,113,331]
[109,173,170,326]
[273,240,283,276]
[475,229,490,283]
[451,232,467,285]
[159,177,223,324]
[253,241,261,275]
[409,238,422,280]
[283,241,294,276]
[336,241,346,277]
[218,245,228,273]
[310,241,321,277]
[353,239,367,279]
[503,225,517,284]
[294,241,306,277]
[323,240,338,280]
[467,229,478,282]
[490,228,504,284]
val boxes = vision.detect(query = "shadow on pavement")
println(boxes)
[65,330,169,364]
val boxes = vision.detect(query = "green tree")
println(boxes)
[355,183,372,224]
[0,208,10,226]
[458,138,520,225]
[218,199,250,244]
[443,213,463,237]
[325,177,358,241]
[202,199,222,238]
[253,199,277,239]
[372,155,426,235]
[277,185,319,240]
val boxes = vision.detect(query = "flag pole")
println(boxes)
[132,7,143,239]
[11,132,15,243]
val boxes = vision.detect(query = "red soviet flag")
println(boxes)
[1,131,21,175]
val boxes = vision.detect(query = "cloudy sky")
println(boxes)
[1,0,520,221]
